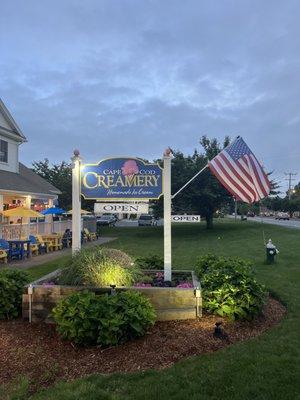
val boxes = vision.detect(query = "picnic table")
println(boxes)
[7,239,31,261]
[41,234,63,251]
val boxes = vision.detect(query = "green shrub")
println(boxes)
[195,255,267,320]
[135,254,164,270]
[0,269,29,319]
[52,290,156,346]
[59,247,140,287]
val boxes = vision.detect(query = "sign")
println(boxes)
[81,157,163,200]
[94,202,149,214]
[171,215,201,223]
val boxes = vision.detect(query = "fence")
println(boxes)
[0,220,72,240]
[0,218,97,240]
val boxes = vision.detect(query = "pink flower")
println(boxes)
[176,282,193,288]
[121,160,139,176]
[156,272,164,279]
[42,281,55,287]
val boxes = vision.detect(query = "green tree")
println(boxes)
[32,159,93,211]
[153,136,233,229]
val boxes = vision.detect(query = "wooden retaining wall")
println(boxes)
[22,270,202,322]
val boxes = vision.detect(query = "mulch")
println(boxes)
[0,296,286,393]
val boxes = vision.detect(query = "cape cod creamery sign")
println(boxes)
[81,158,163,200]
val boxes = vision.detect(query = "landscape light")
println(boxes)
[110,284,116,296]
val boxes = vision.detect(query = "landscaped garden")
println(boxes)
[0,219,299,399]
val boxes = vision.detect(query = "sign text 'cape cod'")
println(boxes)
[81,157,163,200]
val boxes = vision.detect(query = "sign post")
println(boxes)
[71,149,82,254]
[163,148,172,281]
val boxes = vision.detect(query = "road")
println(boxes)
[116,216,300,229]
[241,216,300,229]
[115,219,163,227]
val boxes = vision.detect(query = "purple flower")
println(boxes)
[42,281,55,287]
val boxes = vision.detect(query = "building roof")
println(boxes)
[0,163,61,197]
[0,99,27,142]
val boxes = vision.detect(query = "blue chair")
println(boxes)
[0,239,9,251]
[0,239,22,261]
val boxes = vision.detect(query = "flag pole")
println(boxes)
[172,164,208,199]
[172,137,239,200]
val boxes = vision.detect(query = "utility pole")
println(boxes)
[234,197,238,221]
[285,172,297,200]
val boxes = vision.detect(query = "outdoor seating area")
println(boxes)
[0,227,98,264]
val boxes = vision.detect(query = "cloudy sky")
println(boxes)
[1,0,299,191]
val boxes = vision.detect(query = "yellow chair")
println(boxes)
[21,236,38,256]
[0,250,8,264]
[83,228,97,241]
[37,235,53,252]
[30,243,39,256]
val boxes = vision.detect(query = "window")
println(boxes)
[0,140,8,163]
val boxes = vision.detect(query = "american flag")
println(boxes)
[208,137,271,203]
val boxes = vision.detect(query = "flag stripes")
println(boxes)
[208,137,271,204]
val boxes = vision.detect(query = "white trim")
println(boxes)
[0,99,27,141]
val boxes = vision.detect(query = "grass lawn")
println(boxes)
[25,255,71,282]
[6,220,300,399]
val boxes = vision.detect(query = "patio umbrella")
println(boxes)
[66,209,91,215]
[2,207,43,219]
[41,207,66,215]
[1,207,44,238]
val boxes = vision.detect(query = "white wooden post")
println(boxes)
[71,150,82,254]
[25,195,31,237]
[163,148,172,281]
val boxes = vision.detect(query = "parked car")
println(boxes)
[97,215,116,227]
[275,212,290,220]
[103,213,118,223]
[247,212,255,217]
[138,214,154,226]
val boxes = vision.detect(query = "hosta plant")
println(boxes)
[195,254,267,320]
[0,269,29,319]
[52,290,156,346]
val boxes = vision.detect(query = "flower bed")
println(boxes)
[134,270,194,288]
[22,268,201,323]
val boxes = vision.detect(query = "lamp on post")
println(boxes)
[71,149,82,254]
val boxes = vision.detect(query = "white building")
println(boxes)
[0,99,61,239]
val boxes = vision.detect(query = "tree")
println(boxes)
[152,136,233,229]
[32,159,93,211]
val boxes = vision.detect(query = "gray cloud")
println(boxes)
[0,0,299,192]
